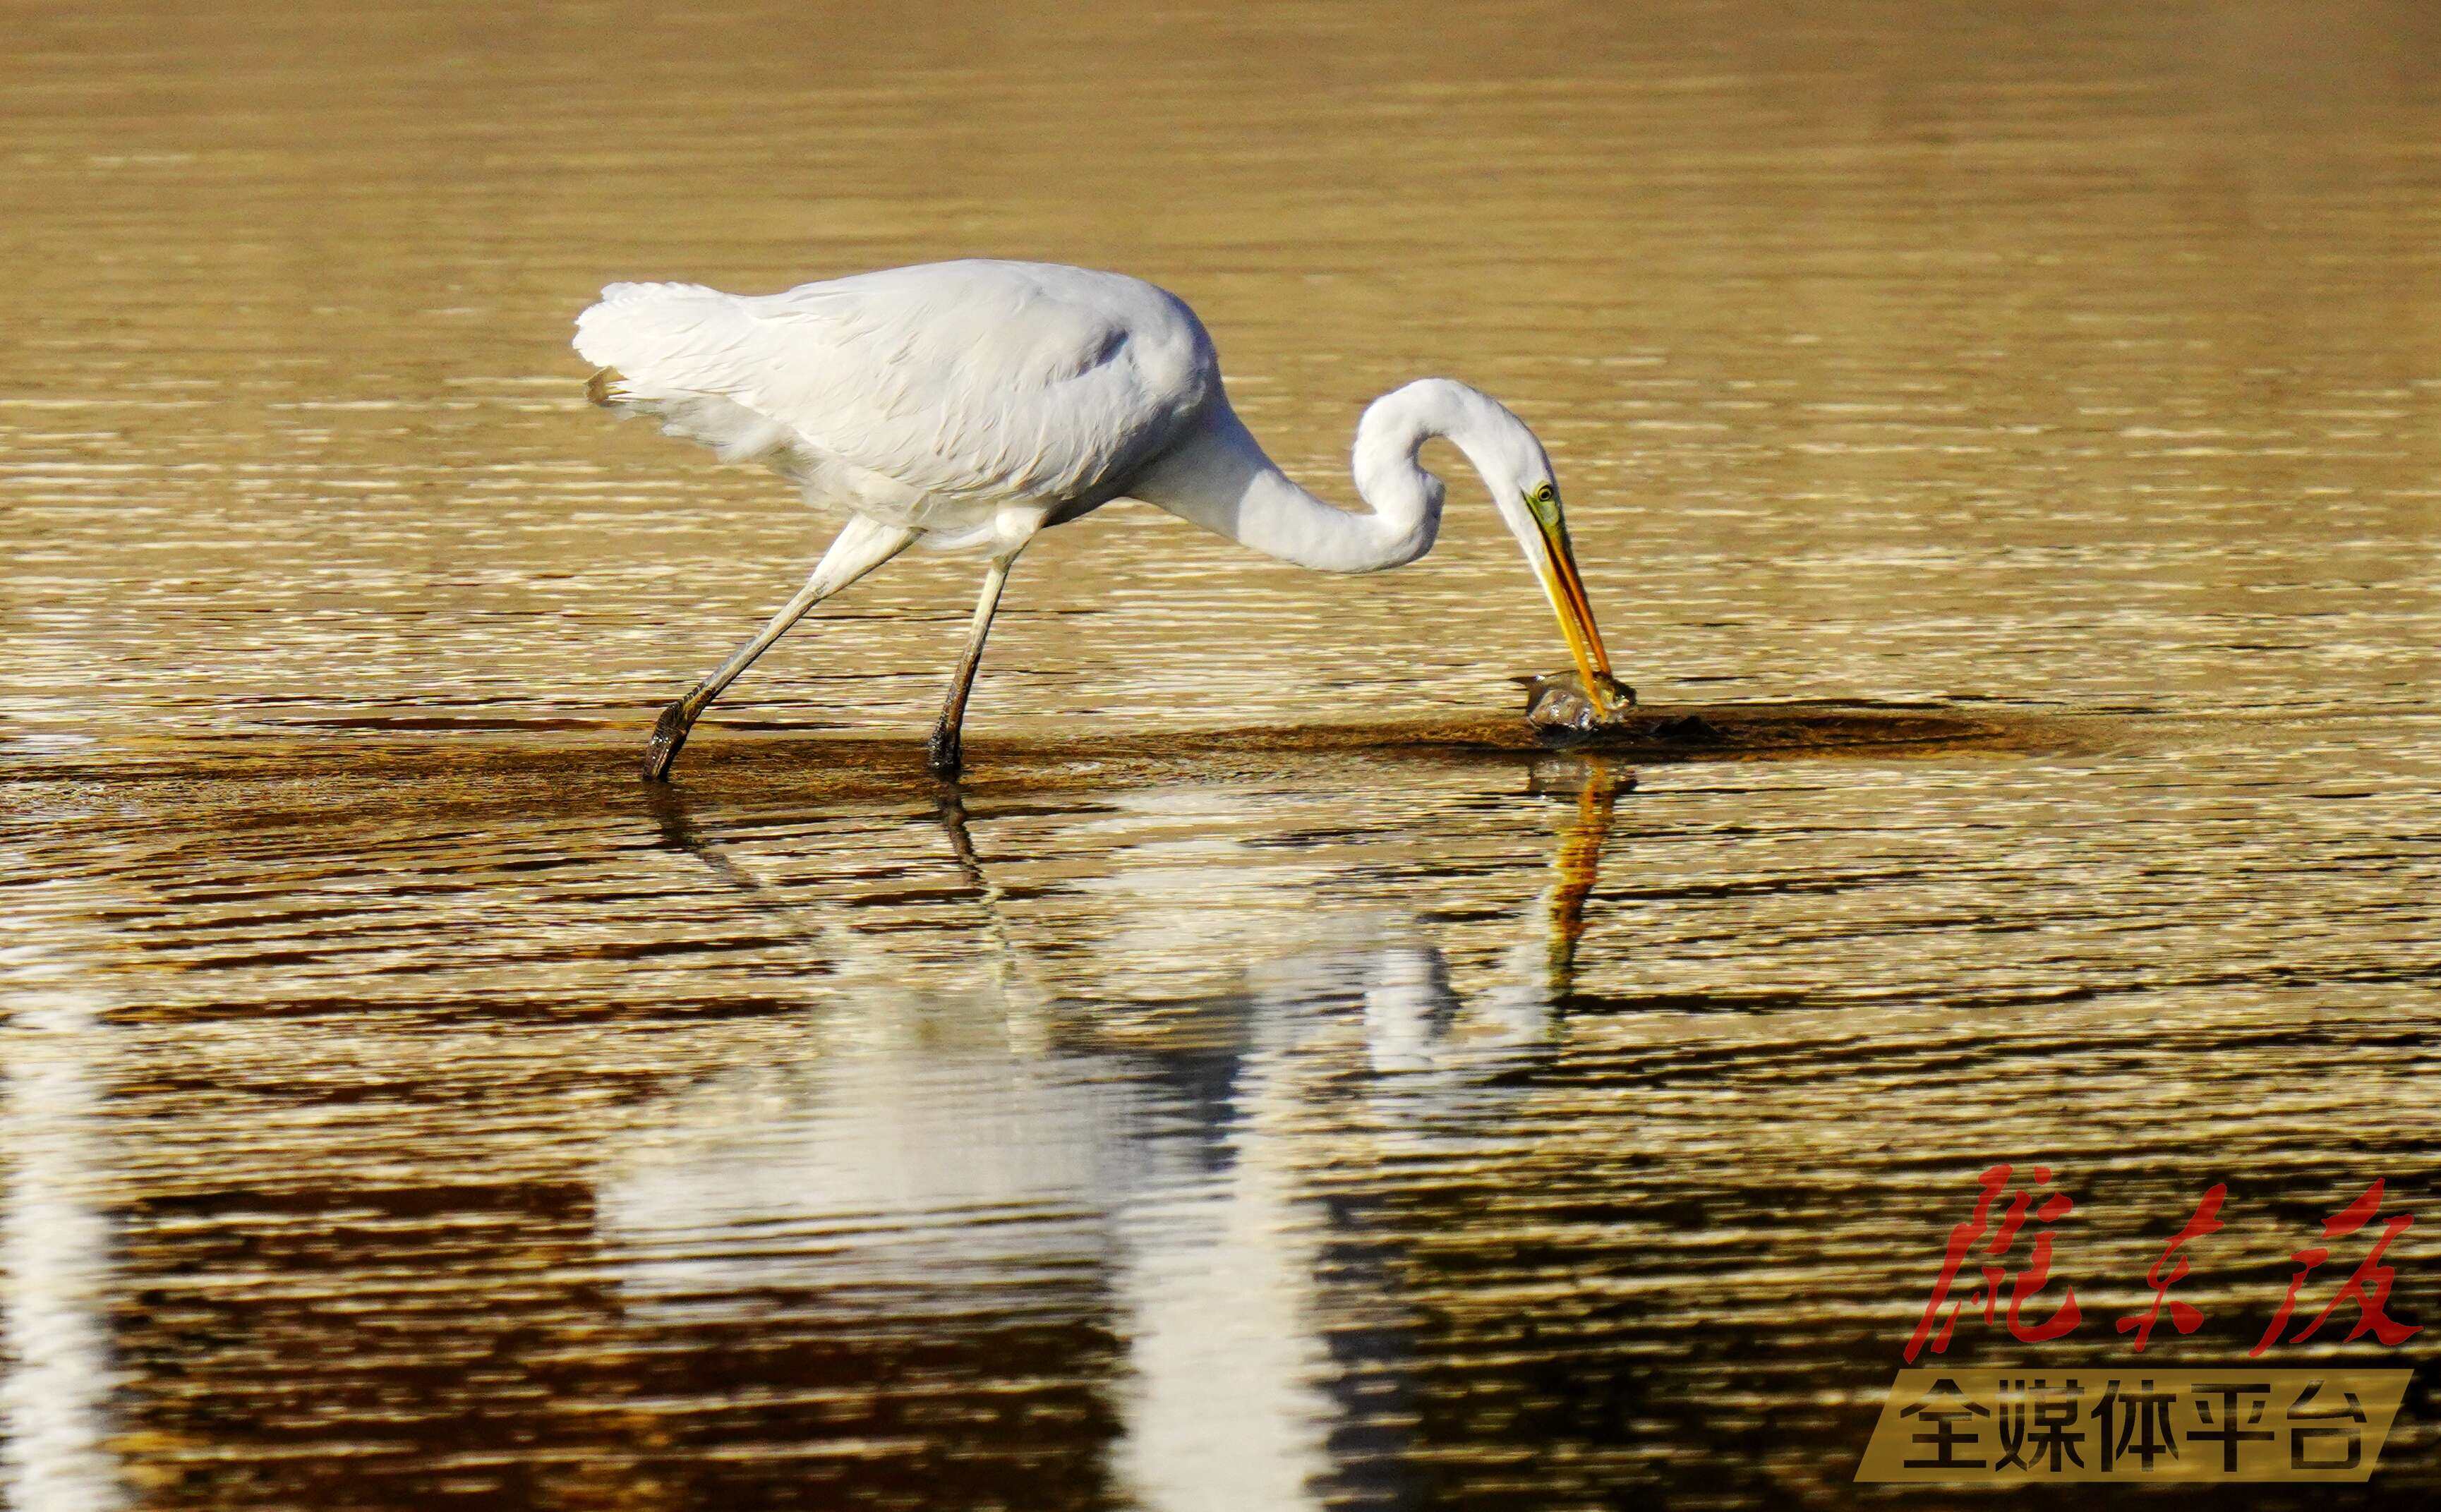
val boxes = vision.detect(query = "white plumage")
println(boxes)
[574,259,1617,779]
[577,262,1212,552]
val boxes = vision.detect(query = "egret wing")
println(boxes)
[574,262,1210,511]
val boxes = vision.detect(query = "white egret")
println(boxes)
[574,259,1617,780]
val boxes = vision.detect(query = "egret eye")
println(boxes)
[1526,480,1560,520]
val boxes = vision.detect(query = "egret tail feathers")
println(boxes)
[573,280,753,383]
[574,284,801,466]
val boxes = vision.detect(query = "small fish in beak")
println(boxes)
[1517,669,1639,737]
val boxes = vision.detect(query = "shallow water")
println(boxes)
[4,1,2439,1508]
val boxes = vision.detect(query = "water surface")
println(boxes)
[4,2,2438,1508]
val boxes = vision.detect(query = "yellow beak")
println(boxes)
[1534,516,1616,715]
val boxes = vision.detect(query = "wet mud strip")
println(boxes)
[2,702,2089,802]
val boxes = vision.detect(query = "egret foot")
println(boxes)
[643,699,694,782]
[925,725,963,779]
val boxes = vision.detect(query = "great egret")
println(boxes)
[574,259,1617,780]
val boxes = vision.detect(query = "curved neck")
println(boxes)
[1134,381,1523,574]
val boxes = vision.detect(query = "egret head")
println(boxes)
[1439,403,1616,716]
[1353,377,1619,711]
[1496,471,1615,713]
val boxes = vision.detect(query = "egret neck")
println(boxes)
[1129,376,1618,710]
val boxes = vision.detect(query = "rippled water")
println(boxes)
[4,1,2438,1508]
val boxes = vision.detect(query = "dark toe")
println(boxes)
[642,701,692,782]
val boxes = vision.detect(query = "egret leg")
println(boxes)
[643,515,918,781]
[926,550,1021,779]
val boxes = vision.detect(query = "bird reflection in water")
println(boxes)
[1547,758,1630,984]
[1,895,128,1512]
[1465,754,1631,1055]
[607,758,1633,1507]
